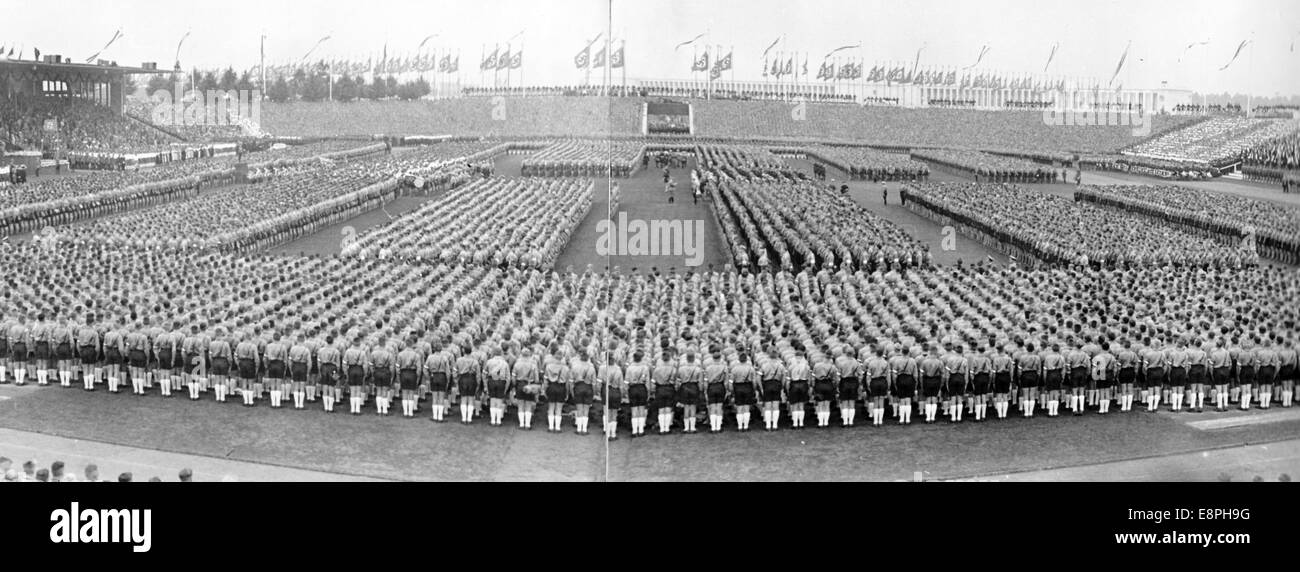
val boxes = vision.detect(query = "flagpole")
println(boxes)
[260,32,266,96]
[692,45,697,94]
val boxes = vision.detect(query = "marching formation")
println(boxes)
[905,182,1259,268]
[2,230,1296,437]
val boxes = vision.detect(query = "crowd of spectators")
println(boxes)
[261,98,641,138]
[690,100,1194,154]
[1,95,176,153]
[1074,184,1300,264]
[903,182,1257,268]
[1,457,195,483]
[1127,117,1293,167]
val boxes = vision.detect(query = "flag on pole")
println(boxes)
[1043,42,1058,72]
[1178,39,1209,62]
[824,43,860,59]
[674,33,706,51]
[592,45,606,68]
[85,29,123,63]
[761,36,781,60]
[964,45,989,69]
[482,46,498,70]
[301,35,331,62]
[610,43,624,68]
[1219,39,1249,70]
[510,51,522,70]
[692,50,710,72]
[1109,41,1130,84]
[574,33,601,69]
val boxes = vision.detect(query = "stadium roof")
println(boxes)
[0,59,167,75]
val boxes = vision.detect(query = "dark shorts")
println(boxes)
[545,381,567,403]
[459,373,479,396]
[788,380,810,403]
[103,348,121,366]
[947,374,966,396]
[1118,368,1136,385]
[605,386,623,407]
[12,343,30,362]
[56,343,73,360]
[1019,370,1040,389]
[733,382,756,406]
[211,357,230,376]
[1258,366,1276,383]
[347,365,365,386]
[921,375,942,398]
[1044,369,1063,391]
[80,346,98,366]
[1168,367,1187,388]
[838,377,861,400]
[488,377,506,400]
[572,381,594,404]
[128,349,147,369]
[319,363,338,386]
[813,379,836,401]
[155,349,173,370]
[1211,367,1230,385]
[1144,369,1165,388]
[895,373,916,397]
[1238,367,1255,385]
[654,383,676,406]
[994,371,1012,393]
[1281,365,1297,382]
[1188,365,1208,385]
[399,369,419,391]
[972,373,991,394]
[237,358,257,380]
[266,360,286,380]
[628,384,649,407]
[761,379,783,402]
[373,370,393,388]
[862,376,884,398]
[706,382,727,404]
[1067,367,1089,388]
[427,371,448,392]
[677,381,700,404]
[291,362,310,382]
[34,342,50,360]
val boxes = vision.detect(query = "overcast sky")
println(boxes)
[4,0,1298,95]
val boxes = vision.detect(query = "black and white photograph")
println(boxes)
[1,0,1298,501]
